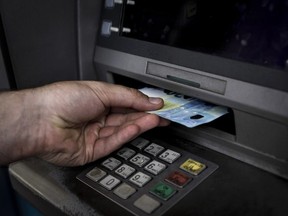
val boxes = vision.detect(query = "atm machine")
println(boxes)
[1,0,288,216]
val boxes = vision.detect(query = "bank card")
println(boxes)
[139,87,228,128]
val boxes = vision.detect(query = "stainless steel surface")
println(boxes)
[9,158,102,216]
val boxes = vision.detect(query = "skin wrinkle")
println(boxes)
[85,124,98,164]
[84,114,110,164]
[40,126,83,165]
[83,121,97,164]
[64,123,95,165]
[11,90,40,160]
[85,82,109,113]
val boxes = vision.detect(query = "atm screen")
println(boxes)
[122,0,288,71]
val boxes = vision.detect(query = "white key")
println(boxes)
[116,147,136,160]
[115,164,135,179]
[130,137,150,150]
[129,153,150,167]
[129,172,151,187]
[99,175,121,190]
[144,160,166,175]
[144,143,165,156]
[159,149,181,163]
[102,157,121,170]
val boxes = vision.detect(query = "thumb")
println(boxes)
[85,81,164,111]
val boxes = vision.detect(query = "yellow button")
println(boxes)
[180,158,206,175]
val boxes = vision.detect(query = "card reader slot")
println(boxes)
[166,75,201,88]
[146,62,227,95]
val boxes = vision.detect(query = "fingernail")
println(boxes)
[149,97,162,104]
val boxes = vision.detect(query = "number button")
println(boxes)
[115,164,135,179]
[116,147,136,160]
[144,143,165,156]
[129,153,150,167]
[99,175,121,190]
[102,157,121,170]
[159,149,181,164]
[144,160,166,175]
[130,137,150,150]
[129,172,152,187]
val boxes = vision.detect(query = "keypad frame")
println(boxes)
[77,137,218,216]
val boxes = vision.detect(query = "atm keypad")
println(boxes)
[77,137,218,216]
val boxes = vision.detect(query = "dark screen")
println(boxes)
[121,0,288,71]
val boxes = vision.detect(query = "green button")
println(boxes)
[150,182,176,200]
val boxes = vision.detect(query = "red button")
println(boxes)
[165,171,192,188]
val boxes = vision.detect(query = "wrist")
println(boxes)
[0,88,45,164]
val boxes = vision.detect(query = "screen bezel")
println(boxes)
[98,35,288,92]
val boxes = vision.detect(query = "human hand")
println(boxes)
[31,81,169,166]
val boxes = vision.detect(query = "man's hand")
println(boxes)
[0,81,169,166]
